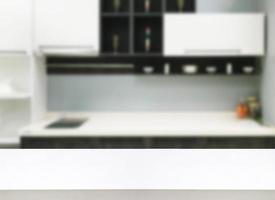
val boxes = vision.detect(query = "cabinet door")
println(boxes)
[0,0,31,52]
[164,14,265,56]
[35,0,99,53]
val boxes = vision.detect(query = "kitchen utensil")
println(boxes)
[183,64,198,74]
[143,66,154,74]
[243,66,254,74]
[206,66,217,74]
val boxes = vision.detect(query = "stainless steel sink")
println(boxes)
[46,118,87,129]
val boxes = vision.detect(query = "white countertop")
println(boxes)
[21,112,275,137]
[0,150,275,190]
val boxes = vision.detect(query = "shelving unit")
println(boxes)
[0,0,48,147]
[47,56,259,76]
[134,16,163,54]
[101,16,130,54]
[101,0,131,55]
[0,56,31,145]
[100,0,196,55]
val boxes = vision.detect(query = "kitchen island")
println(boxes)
[20,112,275,149]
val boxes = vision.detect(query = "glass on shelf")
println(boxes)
[134,0,163,14]
[165,0,196,13]
[102,0,130,14]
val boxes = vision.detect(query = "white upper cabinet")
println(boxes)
[164,14,265,56]
[35,0,99,55]
[0,0,31,53]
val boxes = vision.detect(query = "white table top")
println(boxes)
[0,150,275,190]
[21,112,275,137]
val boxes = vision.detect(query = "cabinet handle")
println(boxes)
[38,45,98,56]
[39,45,95,49]
[184,49,242,55]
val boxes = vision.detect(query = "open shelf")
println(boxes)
[134,16,163,54]
[47,56,259,76]
[134,0,163,13]
[100,0,196,56]
[0,93,30,100]
[166,0,196,13]
[101,17,130,54]
[101,0,130,13]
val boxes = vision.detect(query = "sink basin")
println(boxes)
[46,118,87,129]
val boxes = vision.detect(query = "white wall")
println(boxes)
[1,191,275,200]
[260,0,275,126]
[48,0,260,112]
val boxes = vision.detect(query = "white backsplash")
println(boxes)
[48,75,259,112]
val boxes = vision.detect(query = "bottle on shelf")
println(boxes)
[112,34,119,53]
[145,27,151,52]
[113,0,121,12]
[144,0,151,13]
[178,0,185,12]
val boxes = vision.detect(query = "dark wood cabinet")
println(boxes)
[21,137,275,149]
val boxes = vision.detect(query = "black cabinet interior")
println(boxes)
[166,0,196,12]
[101,0,130,13]
[101,17,130,54]
[47,56,259,76]
[21,137,275,149]
[100,0,195,55]
[101,0,197,14]
[134,0,163,13]
[134,16,163,54]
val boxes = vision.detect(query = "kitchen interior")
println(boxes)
[1,0,275,149]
